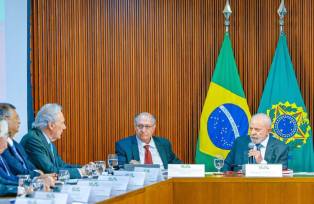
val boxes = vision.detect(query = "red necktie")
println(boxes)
[144,145,153,164]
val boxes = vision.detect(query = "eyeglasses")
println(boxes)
[136,124,154,129]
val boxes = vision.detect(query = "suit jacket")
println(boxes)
[0,176,17,196]
[115,135,182,169]
[0,164,18,183]
[222,135,289,172]
[20,128,82,179]
[2,140,40,178]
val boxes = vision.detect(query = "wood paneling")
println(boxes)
[30,0,314,165]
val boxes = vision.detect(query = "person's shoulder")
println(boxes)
[20,128,42,144]
[269,135,287,148]
[234,135,250,143]
[116,135,137,145]
[153,136,171,144]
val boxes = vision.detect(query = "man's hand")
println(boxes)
[129,160,140,164]
[248,149,263,164]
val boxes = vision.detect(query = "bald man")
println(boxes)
[222,113,289,172]
[115,112,182,169]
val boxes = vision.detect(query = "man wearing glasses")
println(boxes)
[115,112,182,169]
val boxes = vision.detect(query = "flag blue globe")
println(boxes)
[207,103,249,150]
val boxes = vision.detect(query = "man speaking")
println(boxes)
[222,113,289,172]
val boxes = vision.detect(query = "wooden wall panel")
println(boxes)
[30,0,314,165]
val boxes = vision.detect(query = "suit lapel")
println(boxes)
[154,137,167,168]
[131,136,140,161]
[36,130,56,165]
[264,136,275,162]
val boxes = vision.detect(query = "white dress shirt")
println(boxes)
[136,136,164,169]
[255,135,269,163]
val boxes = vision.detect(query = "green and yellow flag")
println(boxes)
[258,33,314,172]
[195,33,251,171]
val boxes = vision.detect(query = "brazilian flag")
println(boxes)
[195,33,251,171]
[258,33,314,172]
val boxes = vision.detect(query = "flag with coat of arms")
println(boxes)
[258,33,314,172]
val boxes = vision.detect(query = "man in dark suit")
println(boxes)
[116,112,182,169]
[0,103,42,178]
[0,119,18,183]
[222,113,289,172]
[0,119,18,195]
[21,103,83,179]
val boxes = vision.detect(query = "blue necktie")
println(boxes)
[0,156,12,176]
[256,144,262,151]
[10,144,27,170]
[49,143,56,165]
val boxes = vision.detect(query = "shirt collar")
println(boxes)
[41,130,52,144]
[7,137,14,146]
[260,135,269,148]
[136,136,156,149]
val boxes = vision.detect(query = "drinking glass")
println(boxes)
[58,169,70,182]
[17,175,32,196]
[213,155,224,174]
[32,178,44,191]
[95,160,106,175]
[107,154,118,172]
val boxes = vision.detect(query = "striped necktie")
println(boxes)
[10,144,27,170]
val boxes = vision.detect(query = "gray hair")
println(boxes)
[134,112,156,125]
[251,113,272,128]
[32,103,62,130]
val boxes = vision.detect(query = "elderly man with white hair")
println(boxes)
[222,113,289,172]
[115,112,182,169]
[21,103,83,179]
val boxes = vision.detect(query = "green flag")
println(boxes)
[258,33,314,172]
[195,33,251,171]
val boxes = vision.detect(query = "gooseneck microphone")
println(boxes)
[248,142,255,164]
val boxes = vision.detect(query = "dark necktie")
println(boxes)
[10,144,27,170]
[49,143,56,165]
[256,143,262,151]
[144,145,153,164]
[0,156,12,176]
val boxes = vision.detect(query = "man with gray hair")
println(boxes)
[222,113,289,172]
[115,112,182,169]
[21,103,82,179]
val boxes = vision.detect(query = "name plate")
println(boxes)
[114,171,146,186]
[245,164,283,177]
[168,164,205,178]
[34,192,68,204]
[98,175,130,191]
[61,185,91,203]
[134,167,161,183]
[77,180,112,197]
[15,198,53,204]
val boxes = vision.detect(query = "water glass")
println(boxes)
[107,154,118,172]
[32,178,44,191]
[58,169,70,182]
[213,156,224,174]
[17,175,32,196]
[95,161,106,175]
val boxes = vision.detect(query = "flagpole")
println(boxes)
[277,0,287,34]
[223,0,232,33]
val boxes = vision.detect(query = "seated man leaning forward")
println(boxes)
[21,103,83,179]
[115,112,182,169]
[222,113,289,172]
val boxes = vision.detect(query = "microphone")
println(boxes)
[248,142,255,164]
